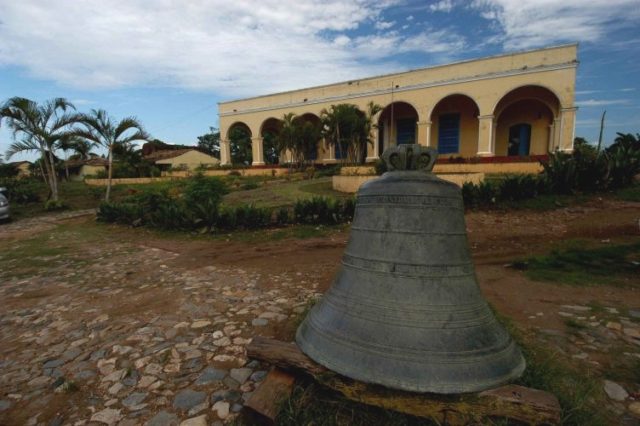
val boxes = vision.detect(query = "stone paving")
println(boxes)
[533,304,640,422]
[0,223,321,425]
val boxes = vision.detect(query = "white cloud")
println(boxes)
[471,0,640,49]
[576,99,631,107]
[2,0,462,98]
[374,20,396,30]
[349,29,466,59]
[429,0,454,13]
[70,99,95,105]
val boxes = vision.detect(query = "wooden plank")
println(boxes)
[244,367,295,425]
[247,337,561,425]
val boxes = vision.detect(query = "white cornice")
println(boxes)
[219,63,576,118]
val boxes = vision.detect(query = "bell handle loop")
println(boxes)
[381,144,438,172]
[417,151,437,172]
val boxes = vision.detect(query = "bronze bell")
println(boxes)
[296,144,525,394]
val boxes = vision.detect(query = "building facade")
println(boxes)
[218,44,578,166]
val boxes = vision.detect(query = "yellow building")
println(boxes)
[65,158,109,181]
[9,161,32,178]
[218,44,578,167]
[146,149,220,171]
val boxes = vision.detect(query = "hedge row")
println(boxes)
[97,174,355,232]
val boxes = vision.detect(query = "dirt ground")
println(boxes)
[0,197,639,425]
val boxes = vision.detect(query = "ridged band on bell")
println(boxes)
[296,144,525,394]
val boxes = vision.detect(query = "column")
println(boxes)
[476,114,495,156]
[559,107,577,152]
[220,139,231,166]
[553,116,562,152]
[384,118,391,148]
[417,120,431,147]
[548,123,555,152]
[366,128,379,162]
[327,141,336,162]
[251,137,265,166]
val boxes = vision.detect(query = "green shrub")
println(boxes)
[0,178,41,203]
[234,204,271,229]
[606,133,640,188]
[461,180,500,208]
[97,202,143,225]
[241,182,259,190]
[0,164,19,178]
[183,174,228,231]
[148,200,192,230]
[294,196,355,225]
[276,207,290,225]
[542,140,611,194]
[315,165,341,178]
[89,186,104,200]
[499,174,547,201]
[341,197,356,221]
[216,207,238,230]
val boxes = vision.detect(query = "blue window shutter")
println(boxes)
[396,119,416,145]
[438,114,460,154]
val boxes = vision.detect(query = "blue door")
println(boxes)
[508,124,531,156]
[438,113,460,154]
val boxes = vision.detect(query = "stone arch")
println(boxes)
[227,121,252,139]
[296,113,322,162]
[377,101,419,156]
[429,94,480,157]
[260,117,282,165]
[492,85,562,119]
[227,121,253,165]
[493,85,562,156]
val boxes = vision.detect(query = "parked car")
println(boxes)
[0,193,9,221]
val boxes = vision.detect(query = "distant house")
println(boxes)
[144,149,220,172]
[65,158,109,181]
[9,161,32,178]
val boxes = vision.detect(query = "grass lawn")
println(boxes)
[222,177,351,208]
[518,240,640,287]
[615,184,640,202]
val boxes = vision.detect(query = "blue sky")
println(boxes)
[1,0,639,161]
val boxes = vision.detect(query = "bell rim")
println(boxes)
[296,326,526,394]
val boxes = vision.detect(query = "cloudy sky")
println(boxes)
[1,0,639,160]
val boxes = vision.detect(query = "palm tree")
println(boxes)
[78,109,149,201]
[1,97,82,200]
[276,113,300,168]
[358,101,383,164]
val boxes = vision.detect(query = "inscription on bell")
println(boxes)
[357,194,461,208]
[296,145,525,394]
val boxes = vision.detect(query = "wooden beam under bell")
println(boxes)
[246,336,561,425]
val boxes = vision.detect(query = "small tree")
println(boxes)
[197,127,221,158]
[262,131,279,165]
[78,109,149,201]
[228,126,252,165]
[297,119,322,167]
